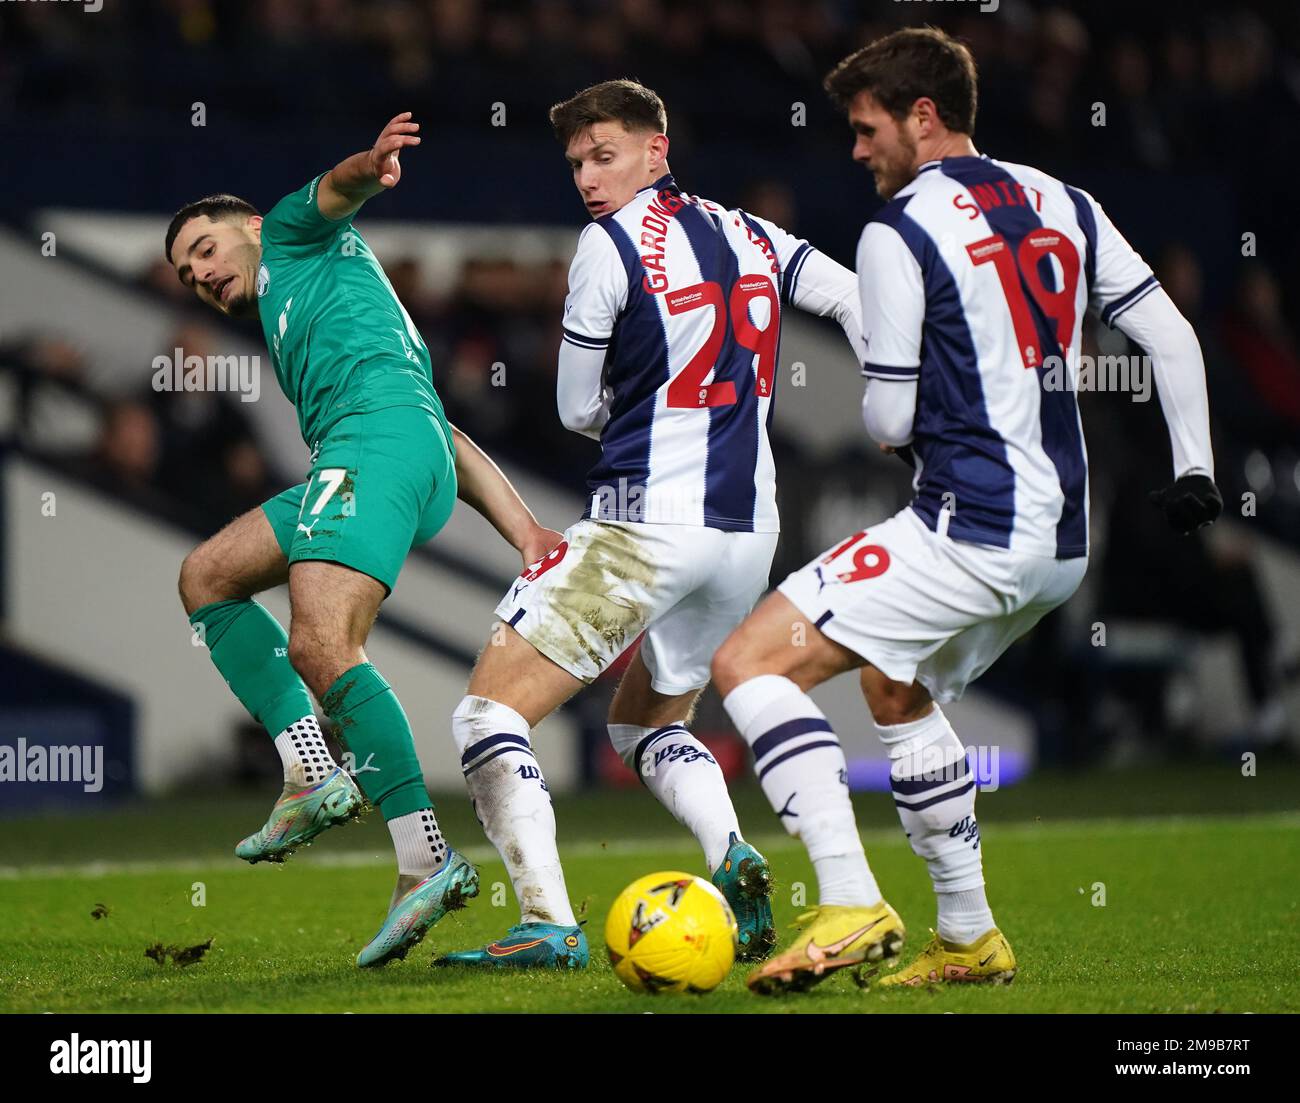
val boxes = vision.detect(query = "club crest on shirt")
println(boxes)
[257,263,270,297]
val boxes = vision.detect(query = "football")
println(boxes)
[604,871,739,994]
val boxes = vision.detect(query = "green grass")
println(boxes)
[2,767,1299,1013]
[4,761,1298,869]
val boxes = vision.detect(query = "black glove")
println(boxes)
[1148,473,1222,535]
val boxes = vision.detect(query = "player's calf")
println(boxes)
[608,720,775,961]
[875,705,997,947]
[609,721,739,870]
[451,693,577,929]
[286,561,475,961]
[723,673,880,908]
[713,597,881,914]
[175,511,362,861]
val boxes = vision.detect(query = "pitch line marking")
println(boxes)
[0,811,1295,881]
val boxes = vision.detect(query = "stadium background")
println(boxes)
[1,1,1298,913]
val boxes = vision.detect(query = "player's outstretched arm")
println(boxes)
[1111,288,1222,533]
[1086,193,1220,534]
[316,112,422,222]
[786,249,870,364]
[449,425,564,567]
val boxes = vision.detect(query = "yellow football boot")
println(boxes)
[876,927,1016,987]
[746,901,905,995]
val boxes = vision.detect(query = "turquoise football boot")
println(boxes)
[356,850,480,968]
[711,832,777,962]
[433,922,589,969]
[234,766,364,864]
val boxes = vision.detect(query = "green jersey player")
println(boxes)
[166,112,562,967]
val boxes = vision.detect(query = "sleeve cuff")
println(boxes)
[562,326,611,350]
[781,243,814,304]
[862,361,920,381]
[1101,276,1159,328]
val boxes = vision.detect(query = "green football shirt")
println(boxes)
[256,173,446,446]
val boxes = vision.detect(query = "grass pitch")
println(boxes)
[2,766,1298,1013]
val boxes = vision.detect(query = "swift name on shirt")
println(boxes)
[953,181,1046,219]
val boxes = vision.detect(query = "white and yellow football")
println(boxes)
[604,871,738,994]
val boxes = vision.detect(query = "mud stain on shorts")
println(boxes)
[526,523,657,676]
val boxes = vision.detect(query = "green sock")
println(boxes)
[322,663,432,820]
[189,599,314,739]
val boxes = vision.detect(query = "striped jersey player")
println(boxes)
[714,28,1222,996]
[435,80,868,971]
[856,152,1185,560]
[558,172,821,533]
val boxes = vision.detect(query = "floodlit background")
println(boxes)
[2,0,1298,821]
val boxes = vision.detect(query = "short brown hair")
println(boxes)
[164,194,260,261]
[823,27,978,135]
[548,79,668,148]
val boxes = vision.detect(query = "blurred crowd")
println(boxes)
[2,0,1298,759]
[4,2,1299,240]
[0,323,276,530]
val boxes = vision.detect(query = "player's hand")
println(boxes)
[520,526,565,569]
[1149,474,1222,535]
[369,112,421,188]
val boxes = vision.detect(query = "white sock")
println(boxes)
[876,707,996,942]
[608,723,740,872]
[452,695,576,927]
[937,887,996,945]
[274,715,336,787]
[723,674,880,907]
[387,808,448,878]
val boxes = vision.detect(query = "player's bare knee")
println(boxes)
[862,672,932,727]
[177,551,200,613]
[709,635,749,697]
[286,630,315,683]
[178,543,224,614]
[868,695,932,727]
[286,628,347,697]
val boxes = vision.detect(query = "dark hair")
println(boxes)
[164,194,260,261]
[548,79,668,148]
[823,27,978,135]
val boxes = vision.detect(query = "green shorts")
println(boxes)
[263,406,457,593]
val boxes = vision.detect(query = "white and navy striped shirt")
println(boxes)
[560,173,833,533]
[858,155,1160,559]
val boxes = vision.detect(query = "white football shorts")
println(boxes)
[495,518,779,694]
[778,506,1088,703]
